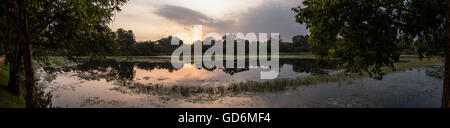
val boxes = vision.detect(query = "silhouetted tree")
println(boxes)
[115,28,136,56]
[292,35,310,52]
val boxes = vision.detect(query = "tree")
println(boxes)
[292,0,449,107]
[292,35,310,52]
[132,41,156,56]
[0,9,11,56]
[115,28,136,56]
[0,0,128,108]
[156,36,180,55]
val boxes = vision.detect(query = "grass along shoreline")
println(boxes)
[0,64,26,108]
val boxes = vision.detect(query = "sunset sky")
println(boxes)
[109,0,308,42]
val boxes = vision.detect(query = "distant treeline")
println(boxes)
[84,28,311,56]
[28,28,417,57]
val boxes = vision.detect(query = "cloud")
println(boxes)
[232,0,308,41]
[154,5,212,25]
[153,1,307,42]
[154,5,234,31]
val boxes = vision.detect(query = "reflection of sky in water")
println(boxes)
[133,64,313,86]
[37,59,443,108]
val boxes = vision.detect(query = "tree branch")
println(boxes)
[30,15,58,42]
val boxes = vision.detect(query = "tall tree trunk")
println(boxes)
[7,40,22,94]
[23,41,40,108]
[443,1,450,108]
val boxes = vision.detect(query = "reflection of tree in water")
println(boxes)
[222,68,250,75]
[136,62,178,72]
[41,59,338,83]
[72,60,136,82]
[41,60,182,83]
[38,58,340,105]
[189,59,338,75]
[42,60,137,82]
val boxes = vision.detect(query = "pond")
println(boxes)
[36,58,443,108]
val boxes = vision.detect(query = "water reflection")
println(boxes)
[42,59,338,86]
[37,58,443,108]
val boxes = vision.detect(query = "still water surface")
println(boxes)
[37,58,443,108]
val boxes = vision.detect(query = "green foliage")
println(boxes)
[0,0,129,107]
[0,88,26,108]
[1,0,129,60]
[132,41,160,56]
[115,28,136,56]
[0,65,9,86]
[0,65,24,108]
[132,36,181,56]
[292,0,446,79]
[292,35,310,52]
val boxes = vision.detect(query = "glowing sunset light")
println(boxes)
[110,0,306,42]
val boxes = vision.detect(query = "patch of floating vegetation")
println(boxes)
[425,65,444,80]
